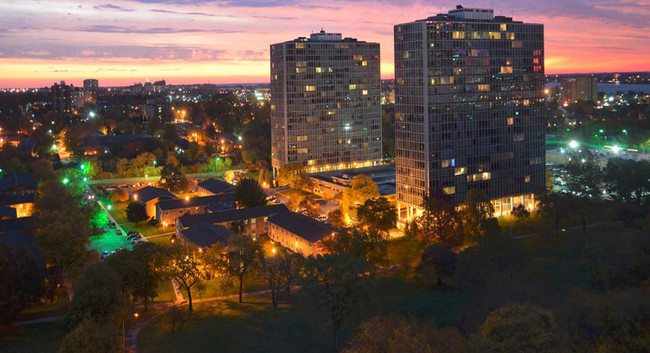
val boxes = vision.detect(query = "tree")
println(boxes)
[356,197,397,235]
[461,189,500,239]
[63,124,87,158]
[279,250,303,299]
[58,320,120,353]
[472,303,564,353]
[109,188,129,203]
[327,208,346,229]
[277,163,309,190]
[126,201,148,222]
[415,245,458,287]
[345,315,466,353]
[161,246,204,313]
[418,190,463,247]
[64,263,124,329]
[235,178,267,208]
[130,243,162,311]
[537,192,571,235]
[340,175,379,221]
[320,226,387,268]
[220,235,262,303]
[257,249,285,309]
[300,254,371,351]
[565,149,604,199]
[511,204,530,221]
[0,245,46,325]
[392,229,421,277]
[34,182,91,284]
[605,158,650,204]
[159,163,190,193]
[30,159,57,182]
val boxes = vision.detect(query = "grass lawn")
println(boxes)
[0,321,66,353]
[17,291,69,322]
[137,276,470,353]
[155,280,178,303]
[107,201,168,237]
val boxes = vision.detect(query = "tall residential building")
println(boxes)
[51,81,72,114]
[394,6,546,220]
[560,76,598,105]
[270,30,382,175]
[83,79,99,90]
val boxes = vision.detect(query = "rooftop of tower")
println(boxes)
[290,29,368,43]
[405,5,537,24]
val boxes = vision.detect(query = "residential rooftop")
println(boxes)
[268,212,339,243]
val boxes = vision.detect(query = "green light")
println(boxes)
[107,205,112,210]
[80,164,85,170]
[62,178,69,185]
[83,177,88,182]
[599,129,604,133]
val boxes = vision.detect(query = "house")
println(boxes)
[130,186,177,219]
[176,222,232,250]
[175,204,288,240]
[0,172,37,218]
[210,132,242,157]
[196,178,235,197]
[267,212,339,256]
[155,193,236,226]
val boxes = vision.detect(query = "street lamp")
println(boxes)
[569,140,579,149]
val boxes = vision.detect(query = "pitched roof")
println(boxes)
[157,193,235,211]
[0,172,37,192]
[0,193,35,206]
[267,212,339,243]
[0,206,17,219]
[179,223,232,248]
[134,186,177,204]
[178,204,288,227]
[197,178,235,196]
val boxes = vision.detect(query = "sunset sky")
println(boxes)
[0,0,648,88]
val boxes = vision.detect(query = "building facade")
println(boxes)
[270,30,382,176]
[83,79,99,90]
[560,76,598,105]
[394,6,546,219]
[51,81,72,114]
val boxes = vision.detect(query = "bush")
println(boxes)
[126,202,148,222]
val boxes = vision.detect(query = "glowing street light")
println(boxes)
[62,178,69,185]
[612,145,621,154]
[569,140,579,149]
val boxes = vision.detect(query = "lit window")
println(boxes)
[308,160,317,166]
[296,68,306,73]
[500,24,507,31]
[362,90,368,95]
[361,61,368,66]
[441,159,451,168]
[297,148,308,154]
[297,136,308,142]
[478,84,490,92]
[454,167,466,176]
[349,84,357,90]
[295,43,306,49]
[507,117,514,125]
[488,32,501,39]
[500,66,513,74]
[315,67,323,73]
[443,186,456,195]
[353,55,363,60]
[305,85,316,92]
[524,175,531,183]
[452,31,465,39]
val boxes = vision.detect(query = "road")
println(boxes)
[87,171,230,185]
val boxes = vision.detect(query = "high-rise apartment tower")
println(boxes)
[270,30,382,175]
[394,6,545,219]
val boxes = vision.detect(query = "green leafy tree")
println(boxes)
[461,189,500,240]
[58,320,120,353]
[0,245,46,325]
[537,192,571,235]
[415,245,458,287]
[327,208,346,229]
[356,197,397,235]
[159,163,190,193]
[300,254,371,351]
[109,188,129,203]
[605,158,650,204]
[565,149,604,199]
[126,201,148,222]
[64,263,124,329]
[220,235,262,303]
[161,246,205,313]
[30,158,57,182]
[277,163,308,190]
[320,226,387,268]
[345,315,467,353]
[418,190,463,247]
[63,124,87,158]
[235,178,267,208]
[340,175,380,221]
[471,303,564,353]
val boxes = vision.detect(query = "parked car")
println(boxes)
[116,229,122,235]
[101,250,109,259]
[127,233,141,241]
[108,222,116,228]
[316,215,328,222]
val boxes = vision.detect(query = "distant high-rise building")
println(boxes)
[270,30,382,175]
[51,81,73,114]
[560,76,598,104]
[153,80,167,93]
[83,79,98,90]
[394,5,546,220]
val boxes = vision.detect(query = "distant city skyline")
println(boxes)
[1,0,649,88]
